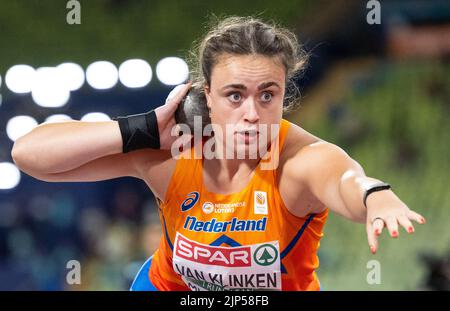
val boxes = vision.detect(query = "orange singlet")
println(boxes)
[148,119,328,291]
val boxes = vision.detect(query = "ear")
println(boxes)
[204,84,212,110]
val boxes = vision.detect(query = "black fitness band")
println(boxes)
[363,182,392,208]
[112,110,160,153]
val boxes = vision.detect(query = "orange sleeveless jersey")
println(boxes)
[149,119,328,291]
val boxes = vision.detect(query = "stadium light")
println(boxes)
[119,59,152,88]
[5,65,36,94]
[6,115,38,142]
[80,112,111,122]
[86,61,118,90]
[57,62,85,91]
[44,114,73,123]
[31,67,70,108]
[156,57,189,85]
[0,162,21,190]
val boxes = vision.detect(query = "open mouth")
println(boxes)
[236,129,259,136]
[236,130,259,143]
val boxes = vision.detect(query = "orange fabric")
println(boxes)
[149,119,328,291]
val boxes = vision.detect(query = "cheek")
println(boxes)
[209,95,236,119]
[272,96,285,118]
[261,97,284,120]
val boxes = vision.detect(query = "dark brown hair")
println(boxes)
[188,16,309,113]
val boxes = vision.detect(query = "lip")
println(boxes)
[236,131,259,144]
[236,132,259,140]
[235,130,259,136]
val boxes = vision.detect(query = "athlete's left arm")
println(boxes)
[294,141,426,253]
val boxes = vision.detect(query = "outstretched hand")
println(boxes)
[365,189,426,254]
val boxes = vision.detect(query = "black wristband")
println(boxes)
[113,110,160,153]
[363,182,392,208]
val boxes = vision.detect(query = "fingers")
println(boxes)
[366,222,378,254]
[372,218,384,237]
[166,84,186,102]
[406,210,426,225]
[166,82,192,107]
[384,216,399,238]
[397,214,415,234]
[177,132,194,148]
[367,209,426,254]
[173,123,194,139]
[368,218,384,254]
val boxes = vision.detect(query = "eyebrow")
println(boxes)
[221,81,281,91]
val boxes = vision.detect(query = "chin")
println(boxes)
[234,139,265,158]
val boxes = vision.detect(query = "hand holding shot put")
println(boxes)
[155,82,192,150]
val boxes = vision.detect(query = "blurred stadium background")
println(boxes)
[0,0,448,290]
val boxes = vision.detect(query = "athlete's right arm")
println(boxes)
[10,120,145,182]
[11,83,191,186]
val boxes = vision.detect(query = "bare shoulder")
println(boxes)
[278,121,363,216]
[280,121,322,156]
[277,121,334,217]
[278,121,326,175]
[280,121,354,177]
[131,148,177,201]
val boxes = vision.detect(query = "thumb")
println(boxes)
[166,84,187,103]
[165,82,192,108]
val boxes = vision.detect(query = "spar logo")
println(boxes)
[253,244,278,266]
[181,191,200,212]
[174,234,251,267]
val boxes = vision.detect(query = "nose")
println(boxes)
[243,98,260,123]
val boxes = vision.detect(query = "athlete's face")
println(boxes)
[204,54,285,157]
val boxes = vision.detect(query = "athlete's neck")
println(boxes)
[203,157,260,192]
